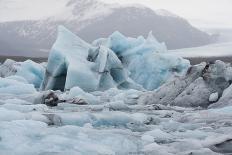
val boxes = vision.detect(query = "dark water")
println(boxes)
[186,56,232,65]
[0,56,47,63]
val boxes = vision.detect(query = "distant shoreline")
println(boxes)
[185,56,232,65]
[0,55,48,63]
[0,55,231,66]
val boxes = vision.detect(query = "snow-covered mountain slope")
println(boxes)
[0,0,115,22]
[155,9,180,18]
[0,0,68,22]
[170,42,232,58]
[0,0,214,57]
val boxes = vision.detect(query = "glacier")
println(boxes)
[41,26,190,91]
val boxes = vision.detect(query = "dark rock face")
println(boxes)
[139,60,232,107]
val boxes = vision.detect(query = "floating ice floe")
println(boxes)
[0,59,45,88]
[41,26,190,91]
[0,77,36,95]
[93,31,190,90]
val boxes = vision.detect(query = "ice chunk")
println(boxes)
[138,63,206,106]
[107,101,130,111]
[210,84,232,108]
[0,120,140,155]
[0,59,45,88]
[5,75,28,84]
[67,86,100,104]
[143,129,173,143]
[94,31,190,90]
[140,61,232,107]
[54,111,148,128]
[33,90,60,106]
[142,143,172,155]
[0,59,17,77]
[0,107,25,121]
[0,77,36,95]
[173,77,212,107]
[15,60,45,88]
[127,52,189,90]
[2,103,47,113]
[209,92,219,102]
[3,98,32,105]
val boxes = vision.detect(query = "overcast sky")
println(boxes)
[0,0,231,29]
[103,0,232,29]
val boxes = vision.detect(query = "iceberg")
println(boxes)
[94,31,190,90]
[15,60,45,88]
[41,26,190,92]
[0,59,17,77]
[41,26,140,92]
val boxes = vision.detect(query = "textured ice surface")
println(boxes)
[94,31,190,90]
[210,83,232,108]
[140,60,232,107]
[0,59,17,77]
[0,59,45,88]
[67,86,100,104]
[0,77,36,95]
[0,88,231,155]
[42,26,190,91]
[15,60,45,88]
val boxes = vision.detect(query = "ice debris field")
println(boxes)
[0,26,232,155]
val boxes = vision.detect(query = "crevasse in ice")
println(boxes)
[41,26,190,91]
